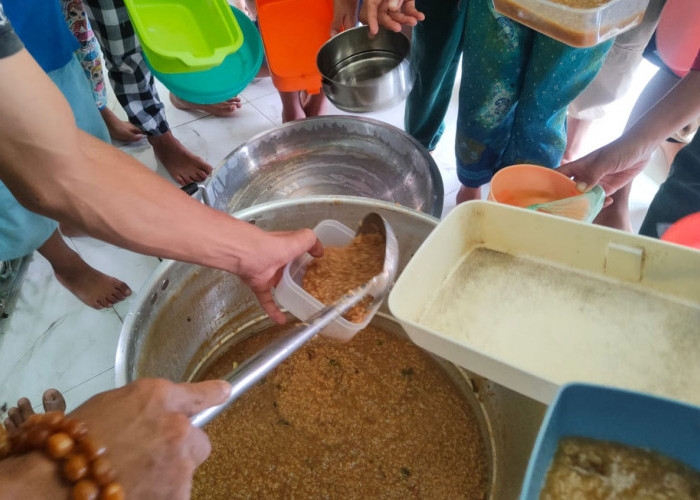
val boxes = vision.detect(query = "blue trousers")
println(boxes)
[405,0,613,187]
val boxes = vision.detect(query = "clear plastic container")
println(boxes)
[492,0,650,48]
[273,220,380,342]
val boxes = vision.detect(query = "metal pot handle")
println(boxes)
[181,182,211,207]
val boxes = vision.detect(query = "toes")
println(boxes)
[3,417,16,433]
[42,389,66,413]
[17,398,35,421]
[8,405,25,428]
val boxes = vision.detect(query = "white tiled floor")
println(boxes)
[0,61,665,416]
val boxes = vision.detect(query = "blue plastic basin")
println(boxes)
[143,6,263,104]
[521,383,700,499]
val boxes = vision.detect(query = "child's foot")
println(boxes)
[38,231,132,309]
[456,185,481,204]
[147,131,212,185]
[3,389,67,432]
[301,91,328,118]
[170,93,241,117]
[100,108,144,143]
[53,259,132,309]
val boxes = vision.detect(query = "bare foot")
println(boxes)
[38,231,132,309]
[100,107,144,142]
[170,93,241,117]
[280,91,306,122]
[456,185,481,204]
[301,90,328,117]
[147,131,212,185]
[4,389,67,432]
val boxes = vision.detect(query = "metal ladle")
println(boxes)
[191,213,399,427]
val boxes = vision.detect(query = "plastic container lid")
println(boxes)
[256,0,333,93]
[125,0,243,74]
[493,0,650,48]
[273,220,381,343]
[520,383,700,499]
[144,6,263,104]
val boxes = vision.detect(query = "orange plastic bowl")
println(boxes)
[488,164,579,208]
[661,212,700,250]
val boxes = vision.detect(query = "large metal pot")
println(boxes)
[116,197,544,499]
[199,116,444,217]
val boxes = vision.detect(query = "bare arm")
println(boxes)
[0,49,322,322]
[559,69,700,196]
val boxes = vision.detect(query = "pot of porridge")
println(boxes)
[116,197,545,498]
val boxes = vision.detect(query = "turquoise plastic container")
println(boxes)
[520,383,700,499]
[126,0,243,74]
[144,7,263,104]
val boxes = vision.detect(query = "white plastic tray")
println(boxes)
[389,201,700,405]
[273,219,380,342]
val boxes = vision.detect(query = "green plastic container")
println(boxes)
[125,0,243,74]
[144,7,263,104]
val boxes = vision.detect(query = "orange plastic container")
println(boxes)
[257,0,333,93]
[488,164,580,208]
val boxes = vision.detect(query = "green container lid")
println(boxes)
[145,7,263,104]
[125,0,243,74]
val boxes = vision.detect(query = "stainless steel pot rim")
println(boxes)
[209,115,441,189]
[317,27,413,88]
[115,195,440,387]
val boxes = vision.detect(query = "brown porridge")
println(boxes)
[302,232,385,323]
[192,325,490,499]
[541,436,700,499]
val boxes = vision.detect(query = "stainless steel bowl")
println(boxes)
[204,116,443,217]
[317,26,414,112]
[116,197,545,499]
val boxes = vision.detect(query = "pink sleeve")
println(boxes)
[693,49,700,71]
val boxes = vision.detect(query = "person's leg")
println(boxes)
[280,91,306,122]
[563,0,666,162]
[404,0,466,151]
[302,90,328,117]
[83,0,212,185]
[169,94,242,117]
[501,34,613,169]
[455,0,533,190]
[37,230,131,309]
[4,390,66,433]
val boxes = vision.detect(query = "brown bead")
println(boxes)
[72,479,99,500]
[90,457,116,486]
[25,413,44,427]
[43,411,64,430]
[26,426,51,449]
[63,453,89,482]
[46,432,75,459]
[78,435,105,461]
[99,482,124,500]
[62,418,89,440]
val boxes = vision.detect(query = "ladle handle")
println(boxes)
[190,281,374,428]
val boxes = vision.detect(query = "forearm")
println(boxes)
[621,70,700,152]
[0,452,69,499]
[0,49,264,274]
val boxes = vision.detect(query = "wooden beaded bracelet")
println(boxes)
[0,411,124,500]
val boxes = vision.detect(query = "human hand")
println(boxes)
[332,0,359,35]
[359,0,424,35]
[237,228,323,324]
[558,136,658,201]
[69,379,229,500]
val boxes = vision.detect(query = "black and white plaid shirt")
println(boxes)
[84,0,169,135]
